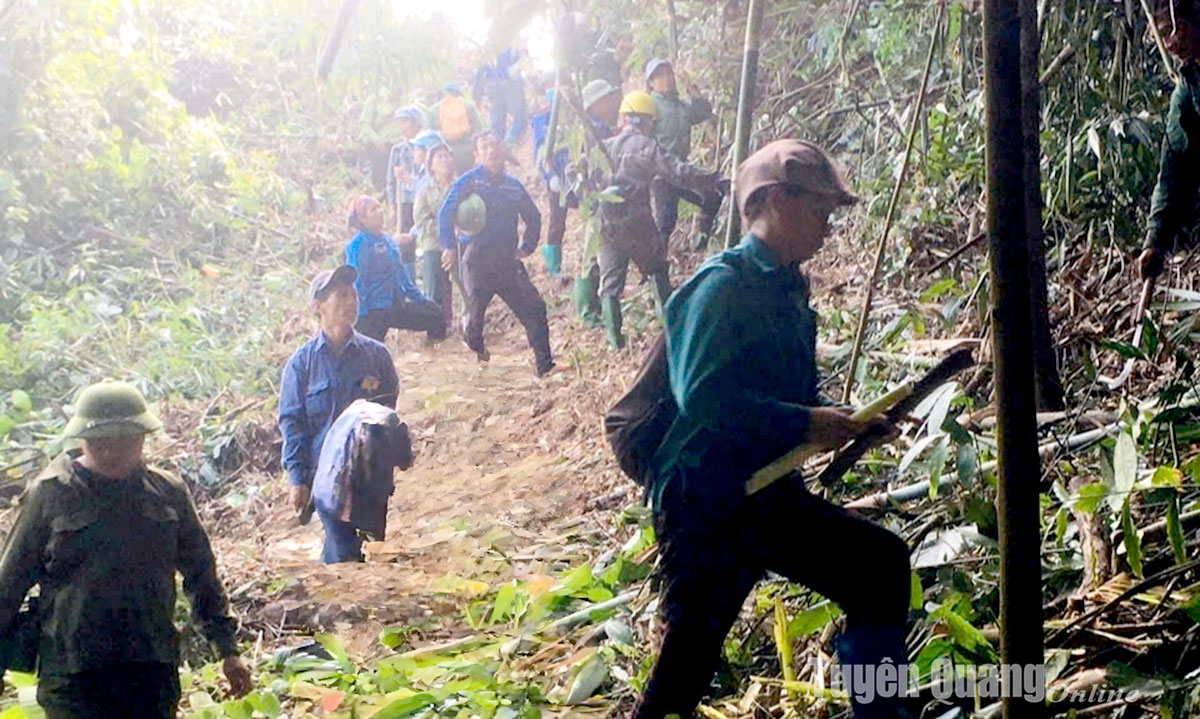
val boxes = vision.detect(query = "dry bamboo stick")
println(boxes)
[841,1,944,404]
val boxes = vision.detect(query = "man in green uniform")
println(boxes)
[0,382,251,717]
[645,58,723,251]
[1142,0,1200,279]
[598,90,724,349]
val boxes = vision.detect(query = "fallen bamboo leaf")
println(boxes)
[565,651,609,704]
[697,704,733,719]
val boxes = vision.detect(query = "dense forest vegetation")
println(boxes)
[3,0,1200,717]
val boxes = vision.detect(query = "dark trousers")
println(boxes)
[598,241,670,300]
[420,249,454,329]
[318,508,364,564]
[462,248,553,374]
[547,196,568,247]
[633,477,911,719]
[38,662,180,719]
[651,180,722,242]
[355,296,447,343]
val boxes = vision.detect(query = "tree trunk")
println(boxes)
[316,0,360,80]
[1020,0,1065,410]
[982,0,1046,715]
[723,0,766,249]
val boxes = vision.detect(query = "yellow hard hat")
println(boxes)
[619,90,657,118]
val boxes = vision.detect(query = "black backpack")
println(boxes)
[604,333,678,486]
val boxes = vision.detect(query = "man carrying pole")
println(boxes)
[633,140,909,719]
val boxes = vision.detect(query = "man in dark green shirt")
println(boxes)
[1143,1,1200,278]
[634,141,911,719]
[645,58,724,251]
[0,381,250,718]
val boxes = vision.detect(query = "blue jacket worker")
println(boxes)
[279,266,400,563]
[474,47,528,144]
[438,130,556,376]
[344,195,447,344]
[633,140,912,719]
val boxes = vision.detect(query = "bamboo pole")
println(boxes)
[1140,0,1181,84]
[843,421,1125,510]
[722,0,766,249]
[316,0,360,80]
[1021,0,1064,410]
[666,0,680,64]
[982,0,1045,713]
[839,1,944,404]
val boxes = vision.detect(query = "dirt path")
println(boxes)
[213,255,649,659]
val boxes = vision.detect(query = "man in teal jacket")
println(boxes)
[634,140,911,719]
[645,58,723,251]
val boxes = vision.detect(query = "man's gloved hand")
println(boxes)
[1139,247,1164,279]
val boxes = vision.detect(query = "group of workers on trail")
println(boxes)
[3,3,1200,718]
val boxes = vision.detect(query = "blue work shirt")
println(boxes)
[437,165,541,255]
[474,47,523,96]
[651,233,823,507]
[344,230,427,316]
[278,331,399,487]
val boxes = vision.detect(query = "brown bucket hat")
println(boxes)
[735,139,859,219]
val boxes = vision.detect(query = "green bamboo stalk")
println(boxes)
[723,0,766,248]
[840,1,944,404]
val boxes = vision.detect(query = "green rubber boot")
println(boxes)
[573,276,602,328]
[601,296,625,349]
[541,245,562,278]
[651,273,672,322]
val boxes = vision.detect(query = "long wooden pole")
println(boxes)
[666,0,680,64]
[839,1,943,403]
[1021,0,1064,410]
[316,0,360,80]
[722,0,766,249]
[982,0,1045,715]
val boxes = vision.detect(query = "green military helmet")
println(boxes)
[456,193,488,236]
[63,381,163,440]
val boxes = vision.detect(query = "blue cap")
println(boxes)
[443,82,464,95]
[413,130,447,150]
[393,106,423,122]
